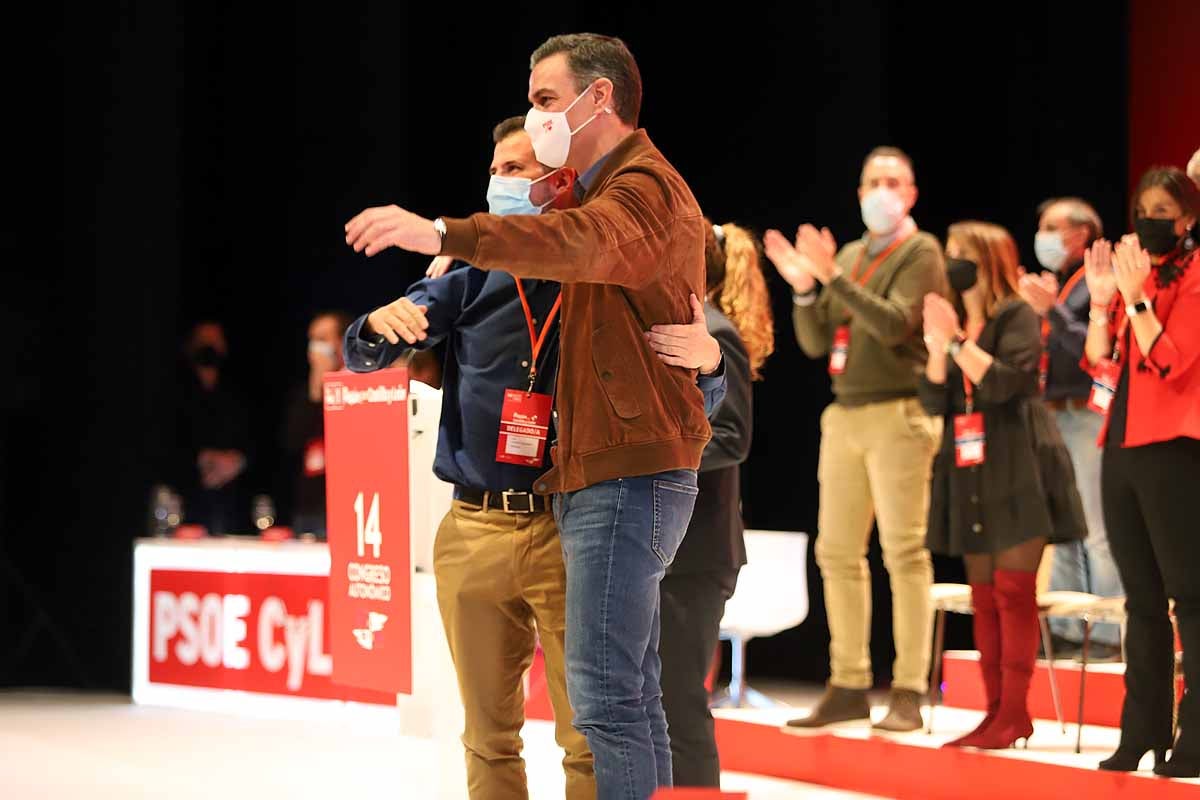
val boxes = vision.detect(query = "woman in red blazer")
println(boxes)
[1083,167,1200,777]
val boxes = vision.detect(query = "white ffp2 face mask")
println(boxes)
[524,82,607,168]
[860,187,906,235]
[1034,231,1069,272]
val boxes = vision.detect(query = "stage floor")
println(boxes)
[0,690,879,799]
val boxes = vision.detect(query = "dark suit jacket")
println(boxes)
[670,304,751,576]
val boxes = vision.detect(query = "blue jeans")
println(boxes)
[1049,406,1124,646]
[554,469,699,800]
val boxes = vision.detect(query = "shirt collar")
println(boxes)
[574,150,615,202]
[864,216,917,255]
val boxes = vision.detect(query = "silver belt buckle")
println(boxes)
[501,491,532,514]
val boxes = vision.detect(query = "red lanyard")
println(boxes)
[850,231,913,287]
[1039,267,1088,344]
[842,231,913,321]
[1110,302,1132,363]
[513,278,562,391]
[961,320,985,411]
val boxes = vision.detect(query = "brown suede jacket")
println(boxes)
[440,130,711,494]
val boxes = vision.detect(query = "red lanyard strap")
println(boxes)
[1040,267,1088,343]
[960,321,985,411]
[513,278,562,390]
[843,231,913,320]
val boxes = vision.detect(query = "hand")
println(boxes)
[366,297,430,345]
[1017,271,1059,315]
[794,224,840,284]
[426,255,455,279]
[1083,239,1117,306]
[645,294,722,374]
[345,205,442,257]
[1113,238,1152,304]
[763,229,817,294]
[923,293,960,345]
[198,449,246,489]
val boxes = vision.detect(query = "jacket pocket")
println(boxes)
[592,323,644,420]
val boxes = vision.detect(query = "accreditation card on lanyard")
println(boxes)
[829,233,912,376]
[954,323,986,468]
[496,280,561,467]
[1088,306,1126,415]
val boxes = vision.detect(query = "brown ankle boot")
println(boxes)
[873,688,924,732]
[786,685,871,729]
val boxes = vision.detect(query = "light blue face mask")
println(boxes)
[486,172,556,216]
[1034,231,1069,272]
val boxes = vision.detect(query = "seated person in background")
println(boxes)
[168,320,251,535]
[280,310,352,539]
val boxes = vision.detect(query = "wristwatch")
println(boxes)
[433,217,448,252]
[946,332,966,358]
[1126,297,1152,317]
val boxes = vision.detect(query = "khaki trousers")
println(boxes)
[434,500,595,799]
[816,397,941,692]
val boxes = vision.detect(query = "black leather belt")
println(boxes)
[455,487,550,514]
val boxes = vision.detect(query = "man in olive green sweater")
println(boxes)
[765,147,945,732]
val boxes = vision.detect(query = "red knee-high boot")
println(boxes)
[944,583,1000,748]
[971,569,1038,749]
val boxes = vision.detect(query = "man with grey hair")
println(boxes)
[345,33,721,799]
[1018,196,1122,660]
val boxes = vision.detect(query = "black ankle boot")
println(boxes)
[1154,754,1200,778]
[1098,745,1167,772]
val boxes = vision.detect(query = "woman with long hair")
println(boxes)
[920,221,1086,750]
[1084,167,1200,777]
[651,218,773,787]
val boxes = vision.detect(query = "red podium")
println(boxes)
[323,367,413,695]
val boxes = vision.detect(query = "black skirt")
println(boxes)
[925,397,1087,557]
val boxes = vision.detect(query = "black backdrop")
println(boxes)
[2,1,1128,690]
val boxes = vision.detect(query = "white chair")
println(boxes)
[712,530,809,708]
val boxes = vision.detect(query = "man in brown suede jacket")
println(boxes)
[345,33,722,800]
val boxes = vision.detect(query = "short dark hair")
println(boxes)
[530,34,642,126]
[312,310,354,337]
[1130,166,1200,229]
[861,146,915,183]
[492,115,527,145]
[1037,197,1104,244]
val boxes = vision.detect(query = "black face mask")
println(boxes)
[1134,217,1182,256]
[191,346,225,369]
[947,257,979,293]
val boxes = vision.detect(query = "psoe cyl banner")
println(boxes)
[148,569,393,704]
[322,367,412,695]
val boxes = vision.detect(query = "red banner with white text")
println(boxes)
[323,367,413,695]
[148,569,393,704]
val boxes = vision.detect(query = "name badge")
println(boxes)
[829,325,850,375]
[1088,358,1121,415]
[496,389,552,466]
[303,438,326,477]
[954,412,986,467]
